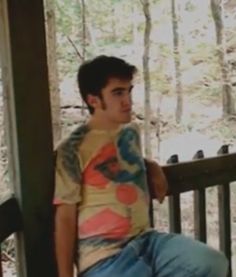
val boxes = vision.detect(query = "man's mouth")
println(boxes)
[122,109,131,113]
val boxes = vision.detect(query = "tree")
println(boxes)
[45,0,61,144]
[132,1,139,56]
[141,0,152,158]
[211,0,235,116]
[80,0,86,60]
[80,0,87,116]
[171,0,183,123]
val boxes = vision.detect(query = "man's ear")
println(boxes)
[87,94,101,110]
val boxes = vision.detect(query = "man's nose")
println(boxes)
[122,93,132,107]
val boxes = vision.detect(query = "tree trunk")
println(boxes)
[132,2,139,56]
[211,0,235,116]
[81,0,86,60]
[80,0,97,53]
[171,0,183,123]
[111,6,117,41]
[45,0,61,145]
[142,0,152,159]
[80,0,87,116]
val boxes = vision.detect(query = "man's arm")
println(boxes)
[55,204,77,277]
[144,159,168,203]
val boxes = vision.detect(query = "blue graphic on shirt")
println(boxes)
[95,126,148,192]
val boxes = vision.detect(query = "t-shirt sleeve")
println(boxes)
[53,147,82,205]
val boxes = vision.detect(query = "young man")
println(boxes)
[54,55,228,277]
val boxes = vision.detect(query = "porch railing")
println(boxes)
[149,144,236,277]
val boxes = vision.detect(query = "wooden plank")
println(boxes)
[1,1,57,277]
[162,153,236,194]
[0,197,22,242]
[193,150,207,242]
[167,155,181,233]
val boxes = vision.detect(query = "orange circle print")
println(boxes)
[116,184,138,205]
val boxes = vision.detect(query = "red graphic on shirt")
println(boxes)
[116,185,138,205]
[83,143,121,188]
[79,208,131,239]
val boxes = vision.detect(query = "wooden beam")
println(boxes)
[0,1,57,277]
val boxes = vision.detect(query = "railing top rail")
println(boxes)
[161,152,236,195]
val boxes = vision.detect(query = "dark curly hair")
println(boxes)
[77,55,137,114]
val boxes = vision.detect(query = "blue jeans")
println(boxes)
[81,230,228,277]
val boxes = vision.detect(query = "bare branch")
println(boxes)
[66,36,83,60]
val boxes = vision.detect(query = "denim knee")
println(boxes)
[203,248,228,277]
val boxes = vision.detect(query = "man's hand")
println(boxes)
[145,159,168,203]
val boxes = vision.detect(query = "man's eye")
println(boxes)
[114,91,123,96]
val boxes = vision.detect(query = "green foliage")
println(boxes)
[152,70,172,95]
[55,0,81,35]
[189,42,216,64]
[55,0,139,76]
[158,43,172,58]
[185,1,196,12]
[55,0,83,76]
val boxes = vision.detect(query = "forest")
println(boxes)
[45,0,236,160]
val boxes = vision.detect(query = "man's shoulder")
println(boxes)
[54,124,90,183]
[55,123,90,153]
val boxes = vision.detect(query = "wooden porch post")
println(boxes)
[0,1,57,277]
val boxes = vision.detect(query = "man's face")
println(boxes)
[92,77,134,124]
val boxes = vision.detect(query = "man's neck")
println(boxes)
[88,116,121,131]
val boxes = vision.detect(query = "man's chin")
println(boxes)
[120,116,132,123]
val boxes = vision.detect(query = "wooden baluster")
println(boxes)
[149,210,154,227]
[168,154,181,233]
[193,150,207,242]
[146,160,154,227]
[217,145,232,277]
[149,193,154,227]
[0,246,2,277]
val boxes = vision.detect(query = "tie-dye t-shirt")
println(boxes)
[54,123,151,272]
